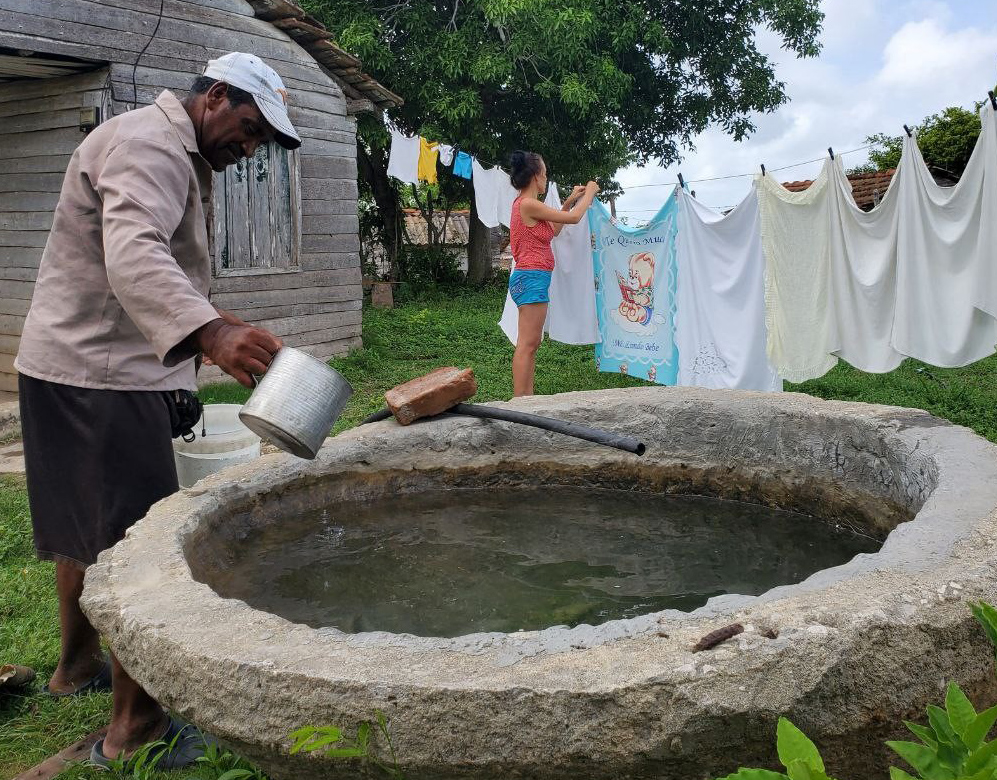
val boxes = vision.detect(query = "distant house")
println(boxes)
[782,167,960,211]
[364,209,510,278]
[402,209,472,261]
[782,169,896,210]
[0,0,402,395]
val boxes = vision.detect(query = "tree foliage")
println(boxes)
[302,0,823,282]
[867,106,983,179]
[306,0,823,182]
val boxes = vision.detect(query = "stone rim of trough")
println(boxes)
[81,387,997,725]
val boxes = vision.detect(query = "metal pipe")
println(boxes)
[361,404,645,456]
[360,407,394,425]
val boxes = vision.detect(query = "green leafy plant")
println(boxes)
[885,681,997,780]
[716,601,997,780]
[394,244,463,302]
[882,603,997,780]
[194,739,269,780]
[719,717,838,780]
[971,602,997,657]
[289,711,403,779]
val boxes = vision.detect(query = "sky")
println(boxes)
[612,0,997,220]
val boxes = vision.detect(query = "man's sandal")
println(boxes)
[89,716,216,770]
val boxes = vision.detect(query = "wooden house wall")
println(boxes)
[0,68,112,393]
[0,0,363,393]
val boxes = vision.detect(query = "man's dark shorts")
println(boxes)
[18,373,179,570]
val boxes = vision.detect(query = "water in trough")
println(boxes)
[206,485,878,637]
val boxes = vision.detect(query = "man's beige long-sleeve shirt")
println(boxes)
[16,91,220,391]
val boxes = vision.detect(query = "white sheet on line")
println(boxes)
[973,104,997,320]
[472,158,519,228]
[499,183,600,345]
[675,189,781,391]
[892,104,997,366]
[755,163,839,382]
[386,127,420,185]
[826,155,905,373]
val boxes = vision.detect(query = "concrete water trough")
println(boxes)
[81,387,997,779]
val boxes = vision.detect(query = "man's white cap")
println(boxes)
[203,52,301,150]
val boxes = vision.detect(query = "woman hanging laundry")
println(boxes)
[507,150,599,396]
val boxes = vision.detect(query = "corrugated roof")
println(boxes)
[402,209,470,245]
[247,0,402,110]
[783,168,896,211]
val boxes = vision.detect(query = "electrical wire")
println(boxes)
[618,143,874,190]
[131,0,166,109]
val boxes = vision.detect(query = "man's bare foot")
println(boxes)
[46,650,106,696]
[100,710,171,760]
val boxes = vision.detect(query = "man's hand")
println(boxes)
[201,309,248,366]
[585,180,601,196]
[195,318,282,388]
[215,307,248,327]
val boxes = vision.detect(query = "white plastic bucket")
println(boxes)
[172,404,261,488]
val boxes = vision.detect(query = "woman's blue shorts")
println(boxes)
[509,269,552,306]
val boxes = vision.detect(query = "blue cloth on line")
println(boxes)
[589,193,679,385]
[453,151,473,179]
[509,269,552,306]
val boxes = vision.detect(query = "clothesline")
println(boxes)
[457,140,872,191]
[388,117,879,196]
[619,204,738,213]
[618,144,874,190]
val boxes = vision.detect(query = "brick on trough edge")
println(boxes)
[384,367,477,425]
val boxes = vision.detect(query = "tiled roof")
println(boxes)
[782,169,896,211]
[402,209,470,245]
[247,0,402,110]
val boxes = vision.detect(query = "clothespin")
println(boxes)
[828,147,835,161]
[760,164,766,177]
[677,172,685,189]
[990,91,997,111]
[903,124,913,138]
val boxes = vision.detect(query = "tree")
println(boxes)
[303,0,824,282]
[866,106,983,179]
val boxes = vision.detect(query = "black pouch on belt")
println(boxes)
[167,390,203,442]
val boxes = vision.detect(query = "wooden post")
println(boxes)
[371,281,394,309]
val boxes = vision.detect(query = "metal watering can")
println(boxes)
[239,347,353,459]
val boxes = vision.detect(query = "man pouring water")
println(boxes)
[14,53,298,767]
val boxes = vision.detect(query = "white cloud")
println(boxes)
[876,19,994,96]
[613,1,997,219]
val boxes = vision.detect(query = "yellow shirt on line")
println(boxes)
[418,137,439,184]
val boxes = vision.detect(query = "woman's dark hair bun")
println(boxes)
[509,150,543,189]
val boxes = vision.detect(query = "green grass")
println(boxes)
[788,359,997,442]
[4,282,997,778]
[201,284,997,445]
[200,284,650,433]
[0,474,111,778]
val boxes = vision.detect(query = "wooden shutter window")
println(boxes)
[213,143,301,276]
